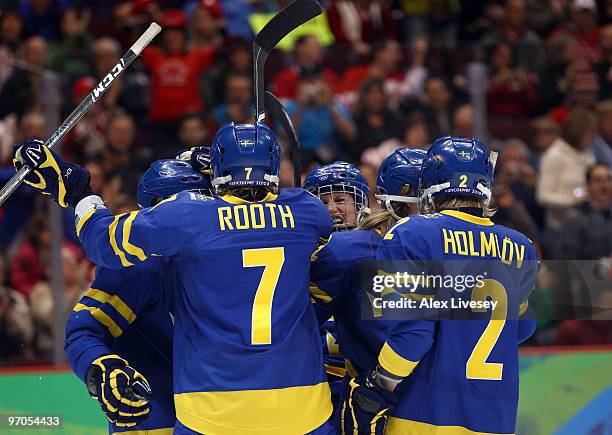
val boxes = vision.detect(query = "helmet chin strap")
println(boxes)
[375,194,419,221]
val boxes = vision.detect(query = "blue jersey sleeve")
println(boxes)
[77,193,198,269]
[517,239,539,343]
[309,234,351,325]
[64,261,163,382]
[375,219,436,378]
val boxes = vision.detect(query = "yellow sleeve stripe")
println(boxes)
[73,303,123,337]
[109,214,134,267]
[378,342,419,378]
[76,208,97,237]
[310,283,332,303]
[122,211,147,261]
[84,288,137,324]
[519,301,529,316]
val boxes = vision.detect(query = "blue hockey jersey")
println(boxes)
[65,256,176,435]
[376,210,538,435]
[310,229,388,376]
[76,188,334,435]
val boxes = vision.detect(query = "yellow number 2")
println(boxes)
[466,279,507,380]
[242,247,285,345]
[459,174,468,187]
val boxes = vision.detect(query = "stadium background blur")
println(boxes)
[0,0,610,374]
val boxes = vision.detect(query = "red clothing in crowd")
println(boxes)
[487,74,540,118]
[554,320,612,345]
[272,66,339,99]
[142,46,214,124]
[9,242,45,298]
[339,65,403,94]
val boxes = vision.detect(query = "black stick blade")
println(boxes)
[255,0,323,53]
[265,91,302,188]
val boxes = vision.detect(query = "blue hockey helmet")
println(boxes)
[210,122,280,192]
[303,161,370,230]
[376,147,427,219]
[420,136,497,206]
[137,159,212,208]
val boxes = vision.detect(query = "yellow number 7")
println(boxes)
[243,247,285,345]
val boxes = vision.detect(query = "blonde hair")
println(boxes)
[357,184,416,233]
[423,196,496,217]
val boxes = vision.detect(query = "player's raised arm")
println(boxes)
[11,139,195,269]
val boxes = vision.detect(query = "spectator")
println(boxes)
[486,41,540,119]
[188,1,224,50]
[178,113,208,149]
[92,37,149,124]
[272,34,338,100]
[327,0,398,55]
[481,0,543,72]
[9,214,51,298]
[0,254,34,365]
[361,114,431,167]
[555,163,611,259]
[407,76,456,138]
[30,246,87,358]
[529,116,561,168]
[554,318,612,345]
[340,39,403,104]
[211,72,254,127]
[537,108,596,228]
[589,100,612,166]
[452,104,475,137]
[493,139,542,239]
[593,24,612,101]
[0,9,24,91]
[287,73,356,163]
[551,0,602,63]
[97,112,146,196]
[17,111,46,142]
[18,0,67,40]
[351,78,403,160]
[142,9,214,153]
[205,37,252,108]
[49,7,93,86]
[0,36,48,120]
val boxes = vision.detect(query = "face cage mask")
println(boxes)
[374,193,421,221]
[314,184,370,231]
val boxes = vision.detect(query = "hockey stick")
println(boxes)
[0,22,162,206]
[253,0,322,123]
[266,91,301,187]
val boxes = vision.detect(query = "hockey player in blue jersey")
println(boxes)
[304,162,371,231]
[65,158,212,434]
[13,123,335,434]
[342,136,539,435]
[308,149,426,434]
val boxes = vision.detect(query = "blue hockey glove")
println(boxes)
[176,146,211,174]
[340,369,397,435]
[86,355,153,428]
[12,139,93,208]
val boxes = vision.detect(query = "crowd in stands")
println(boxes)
[0,0,611,366]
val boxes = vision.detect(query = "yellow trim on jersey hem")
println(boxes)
[76,208,97,237]
[112,428,173,435]
[440,210,493,226]
[175,381,332,435]
[84,288,137,324]
[385,417,514,435]
[378,342,419,378]
[73,303,123,337]
[221,192,278,204]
